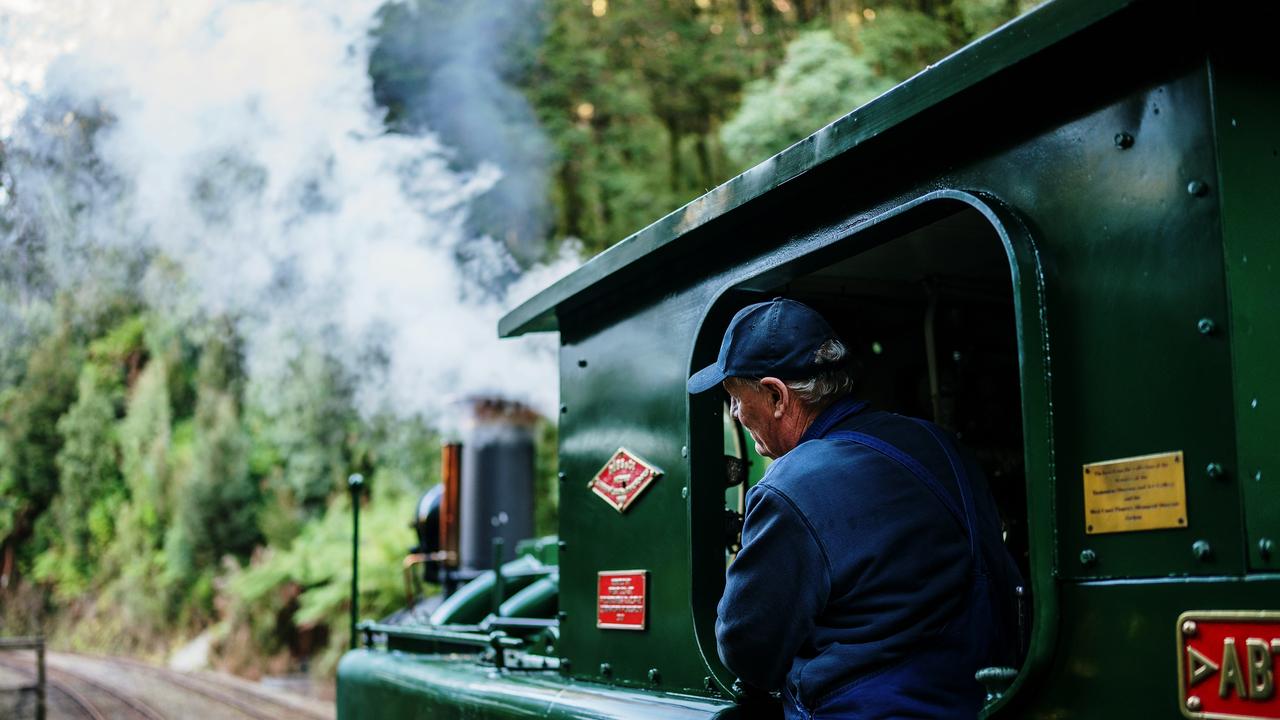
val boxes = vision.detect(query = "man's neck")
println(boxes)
[781,399,833,454]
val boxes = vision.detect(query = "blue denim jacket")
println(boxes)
[716,397,1019,716]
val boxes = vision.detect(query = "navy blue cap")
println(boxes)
[687,298,842,394]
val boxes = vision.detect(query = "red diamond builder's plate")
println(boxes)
[589,447,662,513]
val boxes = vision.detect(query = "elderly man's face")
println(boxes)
[725,378,785,459]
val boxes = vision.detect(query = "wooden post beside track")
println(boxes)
[35,639,44,720]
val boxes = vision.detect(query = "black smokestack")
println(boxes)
[458,397,539,571]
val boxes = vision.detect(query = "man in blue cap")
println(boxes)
[688,298,1021,719]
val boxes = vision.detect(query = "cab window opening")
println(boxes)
[701,204,1032,689]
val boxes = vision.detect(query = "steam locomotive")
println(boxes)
[337,0,1280,717]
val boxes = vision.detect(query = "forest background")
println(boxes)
[0,0,1037,684]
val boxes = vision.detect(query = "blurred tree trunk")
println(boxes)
[666,119,683,193]
[559,159,584,239]
[695,134,714,190]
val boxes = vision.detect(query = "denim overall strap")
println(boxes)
[909,419,984,571]
[826,428,971,553]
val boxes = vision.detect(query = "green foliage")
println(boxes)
[0,319,82,574]
[522,0,793,254]
[0,325,80,506]
[224,480,414,676]
[956,0,1026,37]
[32,312,147,597]
[166,392,256,581]
[249,352,356,515]
[34,365,124,598]
[90,315,147,369]
[858,7,956,81]
[165,327,258,587]
[115,356,174,552]
[722,30,891,168]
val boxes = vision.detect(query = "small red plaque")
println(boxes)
[597,570,648,630]
[588,447,662,513]
[1178,611,1280,720]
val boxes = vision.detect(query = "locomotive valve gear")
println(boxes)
[689,298,1022,720]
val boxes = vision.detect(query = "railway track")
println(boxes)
[91,655,330,720]
[2,651,332,720]
[0,654,105,720]
[0,653,163,720]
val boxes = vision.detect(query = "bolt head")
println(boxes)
[1187,695,1202,711]
[1260,538,1275,558]
[1182,620,1198,636]
[1114,132,1134,149]
[1193,540,1212,560]
[1197,318,1216,335]
[1079,549,1097,566]
[648,668,661,684]
[1206,462,1224,479]
[1187,180,1209,197]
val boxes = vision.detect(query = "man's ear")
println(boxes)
[759,377,788,418]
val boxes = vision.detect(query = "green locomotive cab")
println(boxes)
[338,0,1279,717]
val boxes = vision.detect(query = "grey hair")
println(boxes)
[786,339,856,405]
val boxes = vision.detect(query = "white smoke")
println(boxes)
[0,0,577,417]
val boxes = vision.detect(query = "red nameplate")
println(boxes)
[1178,611,1280,719]
[597,570,647,630]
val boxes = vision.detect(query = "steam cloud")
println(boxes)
[371,0,550,265]
[0,0,575,418]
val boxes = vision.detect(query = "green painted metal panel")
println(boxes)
[1209,49,1280,572]
[1008,67,1243,581]
[1000,576,1280,718]
[558,295,726,695]
[336,650,735,719]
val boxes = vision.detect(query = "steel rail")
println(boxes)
[95,655,329,720]
[0,654,107,720]
[45,660,166,720]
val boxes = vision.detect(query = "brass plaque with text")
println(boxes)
[1083,451,1187,534]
